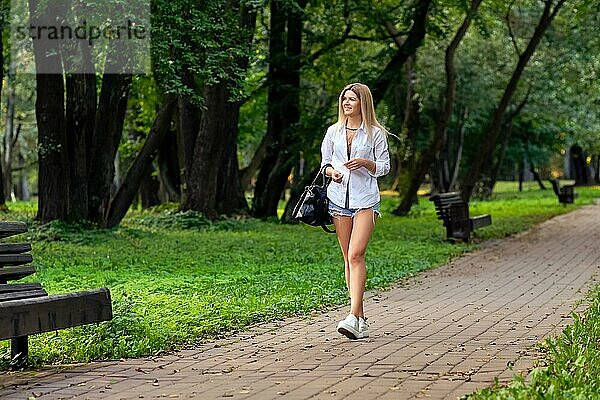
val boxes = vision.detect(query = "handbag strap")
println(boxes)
[321,223,336,234]
[318,163,333,187]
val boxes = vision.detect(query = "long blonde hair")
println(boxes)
[336,82,389,141]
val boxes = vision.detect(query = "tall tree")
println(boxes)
[182,0,256,217]
[252,0,306,218]
[433,106,468,193]
[27,0,135,223]
[485,88,531,193]
[174,71,200,209]
[28,0,71,222]
[0,0,8,209]
[64,48,97,221]
[104,0,256,226]
[3,58,17,201]
[393,0,483,215]
[460,0,568,201]
[184,84,239,218]
[215,4,257,215]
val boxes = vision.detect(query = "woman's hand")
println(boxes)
[330,169,344,183]
[344,158,374,173]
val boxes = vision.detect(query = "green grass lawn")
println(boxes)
[1,182,598,370]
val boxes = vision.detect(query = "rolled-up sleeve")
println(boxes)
[368,130,390,178]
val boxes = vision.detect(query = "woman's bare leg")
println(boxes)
[332,215,353,291]
[347,209,375,318]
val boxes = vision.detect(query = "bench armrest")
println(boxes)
[0,288,112,340]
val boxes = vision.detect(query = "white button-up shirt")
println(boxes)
[321,123,390,209]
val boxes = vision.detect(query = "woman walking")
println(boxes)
[320,83,391,339]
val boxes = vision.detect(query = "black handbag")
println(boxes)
[292,164,336,233]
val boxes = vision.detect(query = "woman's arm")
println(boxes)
[321,126,343,183]
[367,130,391,178]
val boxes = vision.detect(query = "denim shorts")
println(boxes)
[328,201,381,219]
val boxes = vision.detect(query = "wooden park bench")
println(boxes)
[0,221,112,364]
[549,179,576,205]
[429,192,492,242]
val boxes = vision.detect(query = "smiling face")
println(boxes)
[342,89,361,119]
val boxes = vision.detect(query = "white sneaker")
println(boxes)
[358,317,369,339]
[337,314,359,340]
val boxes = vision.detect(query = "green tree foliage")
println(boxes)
[4,0,600,223]
[151,0,254,100]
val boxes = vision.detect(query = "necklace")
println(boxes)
[345,120,360,131]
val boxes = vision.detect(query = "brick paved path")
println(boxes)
[2,204,599,400]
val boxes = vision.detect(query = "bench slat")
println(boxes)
[430,192,462,200]
[0,253,34,266]
[0,243,32,254]
[0,288,113,339]
[432,195,462,202]
[0,283,43,293]
[434,201,461,208]
[470,214,492,230]
[0,222,28,239]
[432,197,462,204]
[0,265,36,283]
[0,289,48,302]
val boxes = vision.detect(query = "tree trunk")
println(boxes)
[518,158,524,192]
[182,82,251,216]
[65,73,97,220]
[485,88,531,194]
[139,163,161,209]
[104,95,177,227]
[434,106,468,193]
[182,84,234,218]
[29,0,70,222]
[157,135,180,202]
[179,2,254,216]
[215,3,255,215]
[252,0,305,219]
[175,70,201,206]
[569,144,588,185]
[63,35,97,221]
[445,106,468,192]
[35,74,70,222]
[529,162,546,190]
[216,124,250,215]
[461,0,567,201]
[87,73,132,222]
[391,56,420,193]
[3,57,16,201]
[240,133,268,191]
[448,126,465,191]
[393,0,481,215]
[594,154,600,183]
[0,27,6,209]
[16,153,30,201]
[486,122,512,194]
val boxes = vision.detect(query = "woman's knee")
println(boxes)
[348,250,365,266]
